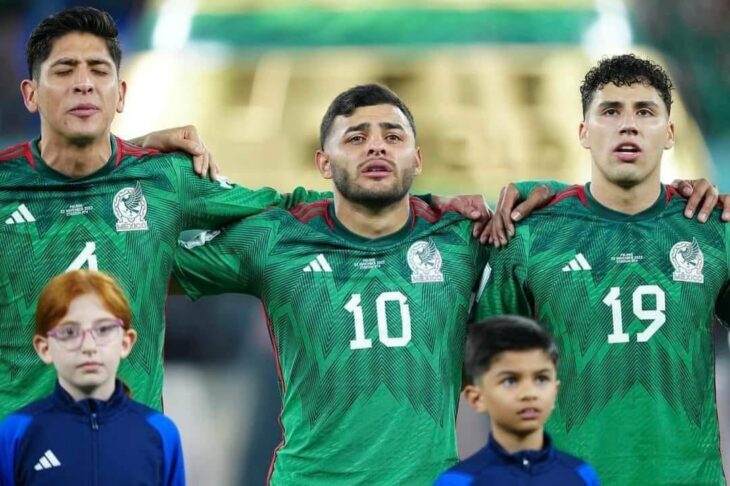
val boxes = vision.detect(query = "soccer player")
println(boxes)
[477,54,730,485]
[0,6,332,420]
[172,84,493,485]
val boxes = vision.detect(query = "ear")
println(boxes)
[120,329,137,359]
[664,120,675,150]
[463,384,489,414]
[315,150,333,180]
[21,79,39,114]
[578,121,589,149]
[33,335,53,365]
[413,146,423,176]
[116,79,127,114]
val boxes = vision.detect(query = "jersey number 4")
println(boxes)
[346,292,411,349]
[603,285,665,343]
[67,242,98,271]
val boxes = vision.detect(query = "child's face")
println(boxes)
[33,292,137,400]
[465,349,559,438]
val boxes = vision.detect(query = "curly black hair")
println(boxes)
[580,54,673,117]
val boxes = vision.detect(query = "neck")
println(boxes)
[491,425,544,454]
[590,175,661,215]
[39,131,112,178]
[59,376,116,402]
[333,193,411,239]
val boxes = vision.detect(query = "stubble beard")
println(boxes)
[332,164,415,209]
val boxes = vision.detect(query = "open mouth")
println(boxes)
[361,161,393,177]
[614,143,641,161]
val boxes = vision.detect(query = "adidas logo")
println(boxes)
[303,254,332,273]
[34,449,61,471]
[562,253,592,272]
[5,204,36,225]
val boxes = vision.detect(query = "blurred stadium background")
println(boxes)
[1,0,729,484]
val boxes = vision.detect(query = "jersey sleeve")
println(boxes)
[282,188,331,209]
[513,180,570,200]
[169,154,324,228]
[172,218,271,299]
[474,226,532,320]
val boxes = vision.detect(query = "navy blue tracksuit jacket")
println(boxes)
[434,433,600,486]
[0,381,185,486]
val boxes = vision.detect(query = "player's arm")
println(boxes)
[671,179,730,223]
[129,125,218,180]
[172,221,266,299]
[474,226,532,320]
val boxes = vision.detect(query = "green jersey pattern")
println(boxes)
[0,136,321,419]
[476,183,730,486]
[173,198,489,486]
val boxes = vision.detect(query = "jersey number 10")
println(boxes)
[346,292,412,349]
[603,285,666,343]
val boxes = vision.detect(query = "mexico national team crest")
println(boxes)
[407,239,444,283]
[113,182,149,232]
[670,238,704,284]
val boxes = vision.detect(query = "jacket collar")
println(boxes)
[51,379,129,418]
[486,432,555,466]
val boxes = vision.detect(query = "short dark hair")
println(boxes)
[319,84,417,149]
[26,6,122,80]
[580,54,674,117]
[464,315,558,384]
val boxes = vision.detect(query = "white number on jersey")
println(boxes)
[346,292,412,349]
[603,285,666,344]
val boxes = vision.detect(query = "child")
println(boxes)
[434,315,600,485]
[0,270,185,485]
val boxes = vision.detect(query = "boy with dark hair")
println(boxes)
[434,316,599,485]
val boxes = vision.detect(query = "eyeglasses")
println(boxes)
[47,319,124,351]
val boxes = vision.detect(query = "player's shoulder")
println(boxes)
[544,184,590,212]
[289,200,332,224]
[0,140,35,169]
[410,196,467,225]
[553,449,601,485]
[113,136,192,168]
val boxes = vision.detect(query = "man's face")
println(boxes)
[34,292,136,399]
[316,104,422,208]
[467,349,559,437]
[580,83,674,189]
[21,32,126,144]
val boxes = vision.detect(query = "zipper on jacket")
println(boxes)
[89,404,100,486]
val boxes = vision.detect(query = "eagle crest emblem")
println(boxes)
[113,182,149,232]
[670,238,704,284]
[407,239,444,283]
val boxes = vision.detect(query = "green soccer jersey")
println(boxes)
[173,198,489,486]
[0,136,322,419]
[476,183,730,485]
